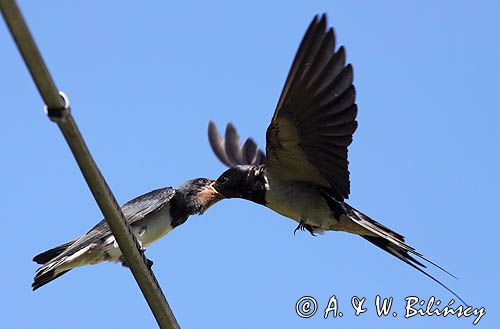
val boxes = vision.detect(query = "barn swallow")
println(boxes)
[32,178,221,290]
[208,14,465,303]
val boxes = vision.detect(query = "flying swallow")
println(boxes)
[208,14,465,303]
[32,178,222,290]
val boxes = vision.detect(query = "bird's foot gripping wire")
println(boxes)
[146,259,154,269]
[121,258,154,270]
[294,220,316,236]
[121,243,154,270]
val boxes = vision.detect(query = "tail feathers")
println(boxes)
[33,239,76,265]
[32,267,71,291]
[32,239,78,290]
[344,204,467,305]
[361,235,466,305]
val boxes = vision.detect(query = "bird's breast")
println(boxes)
[133,205,173,247]
[99,205,174,262]
[264,172,332,226]
[263,171,377,235]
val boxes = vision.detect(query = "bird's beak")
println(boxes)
[209,181,222,197]
[208,180,224,204]
[197,182,224,215]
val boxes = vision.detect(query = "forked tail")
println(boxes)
[32,240,76,291]
[341,201,467,305]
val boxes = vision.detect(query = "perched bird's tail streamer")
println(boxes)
[32,240,76,290]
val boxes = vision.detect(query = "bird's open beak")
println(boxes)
[197,182,224,215]
[209,181,222,198]
[208,180,224,204]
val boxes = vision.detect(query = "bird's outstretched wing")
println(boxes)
[55,188,176,259]
[208,121,266,167]
[266,14,357,201]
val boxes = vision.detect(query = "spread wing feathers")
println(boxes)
[34,188,176,268]
[341,203,467,305]
[208,121,266,167]
[266,14,358,200]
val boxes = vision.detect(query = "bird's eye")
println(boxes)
[220,177,229,185]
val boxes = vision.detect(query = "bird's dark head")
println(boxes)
[177,178,223,215]
[212,165,267,205]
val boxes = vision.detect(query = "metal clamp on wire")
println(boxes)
[44,91,70,122]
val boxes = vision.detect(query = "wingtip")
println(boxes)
[308,14,327,37]
[226,122,236,132]
[314,13,328,23]
[307,14,321,33]
[318,13,327,28]
[208,120,220,136]
[225,123,241,144]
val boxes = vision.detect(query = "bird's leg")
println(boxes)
[146,258,154,269]
[121,257,154,269]
[137,239,145,253]
[294,218,316,236]
[138,241,154,269]
[121,240,154,269]
[305,224,317,236]
[293,223,302,235]
[293,219,305,235]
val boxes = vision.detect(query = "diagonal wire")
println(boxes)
[0,1,180,328]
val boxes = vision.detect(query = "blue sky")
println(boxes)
[1,1,498,328]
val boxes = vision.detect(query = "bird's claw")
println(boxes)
[294,221,316,236]
[121,257,154,270]
[146,259,154,269]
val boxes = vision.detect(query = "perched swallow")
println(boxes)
[32,178,221,290]
[208,14,465,303]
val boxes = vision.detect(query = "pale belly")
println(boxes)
[265,173,334,228]
[50,207,174,275]
[135,206,174,247]
[95,206,173,262]
[265,172,371,235]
